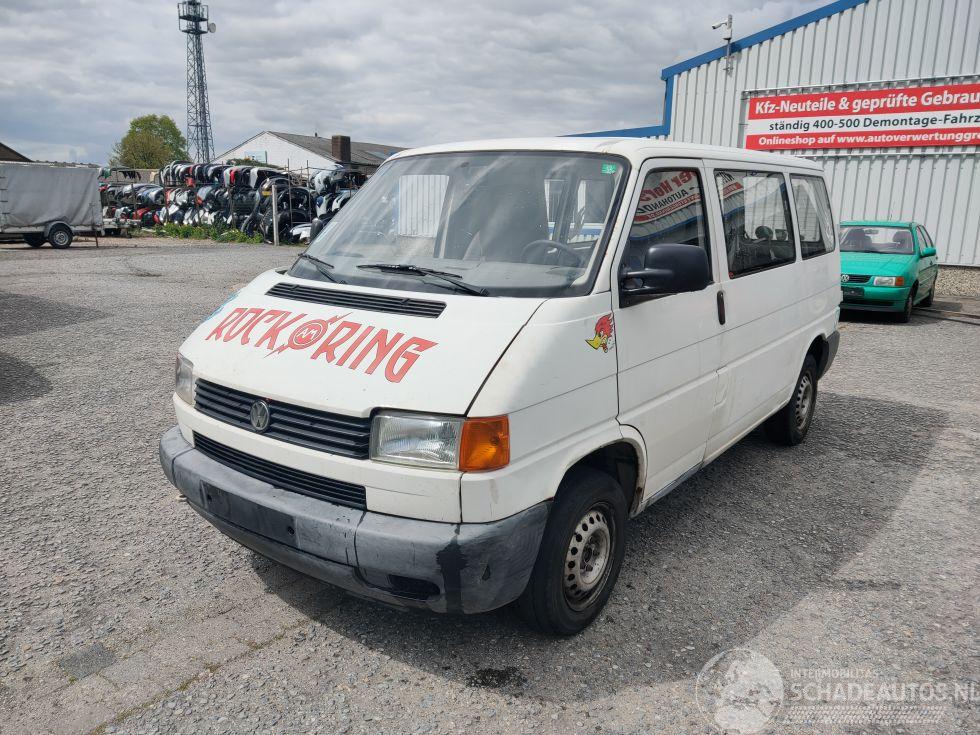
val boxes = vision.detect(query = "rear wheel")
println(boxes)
[765,355,817,446]
[47,224,73,249]
[517,467,627,635]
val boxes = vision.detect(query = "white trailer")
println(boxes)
[0,162,103,248]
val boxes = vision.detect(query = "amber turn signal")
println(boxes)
[458,416,510,472]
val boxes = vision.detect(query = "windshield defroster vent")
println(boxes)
[266,282,446,318]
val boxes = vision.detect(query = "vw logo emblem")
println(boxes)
[249,400,271,432]
[840,274,850,283]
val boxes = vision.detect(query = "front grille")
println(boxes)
[267,282,446,318]
[193,433,366,509]
[842,274,871,284]
[195,379,371,459]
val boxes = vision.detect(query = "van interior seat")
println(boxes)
[452,181,548,262]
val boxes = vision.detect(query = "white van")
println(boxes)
[160,138,841,634]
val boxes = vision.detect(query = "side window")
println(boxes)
[627,168,710,273]
[791,175,836,259]
[715,170,796,277]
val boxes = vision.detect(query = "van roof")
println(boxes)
[391,137,824,171]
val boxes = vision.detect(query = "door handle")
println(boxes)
[717,290,726,325]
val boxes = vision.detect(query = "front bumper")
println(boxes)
[818,329,840,379]
[841,284,910,312]
[159,426,549,614]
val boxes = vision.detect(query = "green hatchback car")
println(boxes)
[839,220,940,322]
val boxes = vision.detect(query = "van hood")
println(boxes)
[180,270,543,417]
[840,251,915,275]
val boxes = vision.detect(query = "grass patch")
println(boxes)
[149,222,264,244]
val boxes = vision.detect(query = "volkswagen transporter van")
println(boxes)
[160,139,841,634]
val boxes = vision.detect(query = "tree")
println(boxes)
[110,115,190,168]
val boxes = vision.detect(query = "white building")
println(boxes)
[212,132,403,175]
[582,0,980,275]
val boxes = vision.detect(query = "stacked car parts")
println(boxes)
[101,160,365,243]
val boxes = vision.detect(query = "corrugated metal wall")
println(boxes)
[666,0,980,266]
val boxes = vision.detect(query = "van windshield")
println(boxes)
[296,151,628,297]
[840,226,915,255]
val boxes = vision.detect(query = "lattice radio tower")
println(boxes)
[178,2,216,163]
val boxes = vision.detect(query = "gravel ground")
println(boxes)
[1,239,977,734]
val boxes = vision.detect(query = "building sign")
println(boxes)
[745,82,980,151]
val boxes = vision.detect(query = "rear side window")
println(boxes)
[715,170,796,277]
[791,176,836,259]
[627,168,711,272]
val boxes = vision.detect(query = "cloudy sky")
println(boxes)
[0,0,827,163]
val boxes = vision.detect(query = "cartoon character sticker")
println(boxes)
[586,314,615,353]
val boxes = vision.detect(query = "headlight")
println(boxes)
[872,276,905,287]
[370,412,509,471]
[175,353,195,405]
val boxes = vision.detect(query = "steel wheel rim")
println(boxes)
[563,505,614,611]
[53,231,68,246]
[795,373,814,431]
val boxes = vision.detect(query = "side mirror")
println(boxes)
[308,217,326,242]
[619,243,711,306]
[921,247,936,257]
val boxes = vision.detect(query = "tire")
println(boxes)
[897,289,914,323]
[764,355,818,446]
[47,224,73,249]
[517,466,628,635]
[23,233,45,248]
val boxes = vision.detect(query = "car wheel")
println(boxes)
[24,233,45,248]
[47,224,73,249]
[897,289,914,323]
[516,466,627,635]
[765,355,817,446]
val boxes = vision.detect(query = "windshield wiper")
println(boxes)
[356,263,489,296]
[296,252,340,283]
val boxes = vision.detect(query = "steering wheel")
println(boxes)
[520,239,585,268]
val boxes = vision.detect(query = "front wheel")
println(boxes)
[897,290,914,323]
[24,233,45,247]
[516,467,627,635]
[765,355,817,446]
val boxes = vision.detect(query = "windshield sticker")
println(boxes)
[205,306,437,383]
[601,162,618,175]
[586,314,615,353]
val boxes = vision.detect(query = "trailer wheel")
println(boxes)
[48,224,73,249]
[24,233,45,248]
